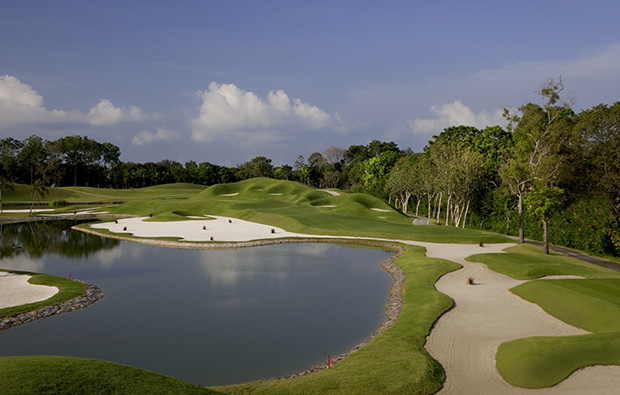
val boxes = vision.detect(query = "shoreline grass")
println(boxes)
[0,356,221,395]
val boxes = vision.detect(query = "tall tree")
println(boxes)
[525,186,564,254]
[29,179,48,215]
[0,138,22,214]
[500,77,573,245]
[18,135,46,184]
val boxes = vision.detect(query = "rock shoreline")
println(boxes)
[74,225,407,379]
[0,280,105,331]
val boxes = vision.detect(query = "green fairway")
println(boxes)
[496,332,620,388]
[469,244,620,388]
[0,270,86,318]
[0,356,221,395]
[1,183,206,206]
[512,278,620,333]
[466,243,619,280]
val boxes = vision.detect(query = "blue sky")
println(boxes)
[1,1,619,166]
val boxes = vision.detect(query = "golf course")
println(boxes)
[1,178,620,394]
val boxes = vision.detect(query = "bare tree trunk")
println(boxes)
[518,193,525,243]
[542,219,549,254]
[402,192,411,214]
[445,194,451,226]
[453,203,461,227]
[30,190,37,215]
[436,192,443,223]
[416,199,421,217]
[462,200,470,229]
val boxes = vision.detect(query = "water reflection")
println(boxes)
[0,221,393,386]
[0,221,119,260]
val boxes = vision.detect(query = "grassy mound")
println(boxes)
[512,278,620,333]
[0,356,220,395]
[496,332,620,388]
[98,178,509,244]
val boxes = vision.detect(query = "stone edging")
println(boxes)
[73,225,407,378]
[0,280,105,331]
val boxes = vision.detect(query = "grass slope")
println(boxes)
[0,270,86,318]
[469,244,620,388]
[99,178,509,244]
[2,183,206,205]
[0,356,221,395]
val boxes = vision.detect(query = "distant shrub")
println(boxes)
[51,200,69,207]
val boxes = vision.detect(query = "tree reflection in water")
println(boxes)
[0,221,119,260]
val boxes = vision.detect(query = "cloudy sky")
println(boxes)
[1,1,619,166]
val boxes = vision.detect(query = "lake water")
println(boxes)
[0,221,393,386]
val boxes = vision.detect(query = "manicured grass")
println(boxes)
[496,332,620,388]
[469,244,620,388]
[0,270,86,318]
[466,243,619,280]
[2,183,206,206]
[0,356,221,395]
[512,279,620,333]
[217,245,460,394]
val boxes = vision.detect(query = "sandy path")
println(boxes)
[413,241,620,395]
[0,272,59,309]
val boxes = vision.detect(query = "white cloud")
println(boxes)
[87,99,123,125]
[0,74,152,128]
[408,101,507,136]
[191,82,334,144]
[132,127,180,146]
[346,41,620,146]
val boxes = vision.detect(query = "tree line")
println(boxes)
[1,78,618,256]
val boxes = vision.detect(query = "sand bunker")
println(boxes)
[0,272,58,309]
[412,241,620,394]
[89,216,310,242]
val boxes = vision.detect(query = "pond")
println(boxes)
[0,221,393,386]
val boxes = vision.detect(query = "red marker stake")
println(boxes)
[328,354,330,369]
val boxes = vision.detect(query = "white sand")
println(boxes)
[0,272,59,309]
[89,216,314,242]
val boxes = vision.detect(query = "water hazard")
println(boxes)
[0,221,393,386]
